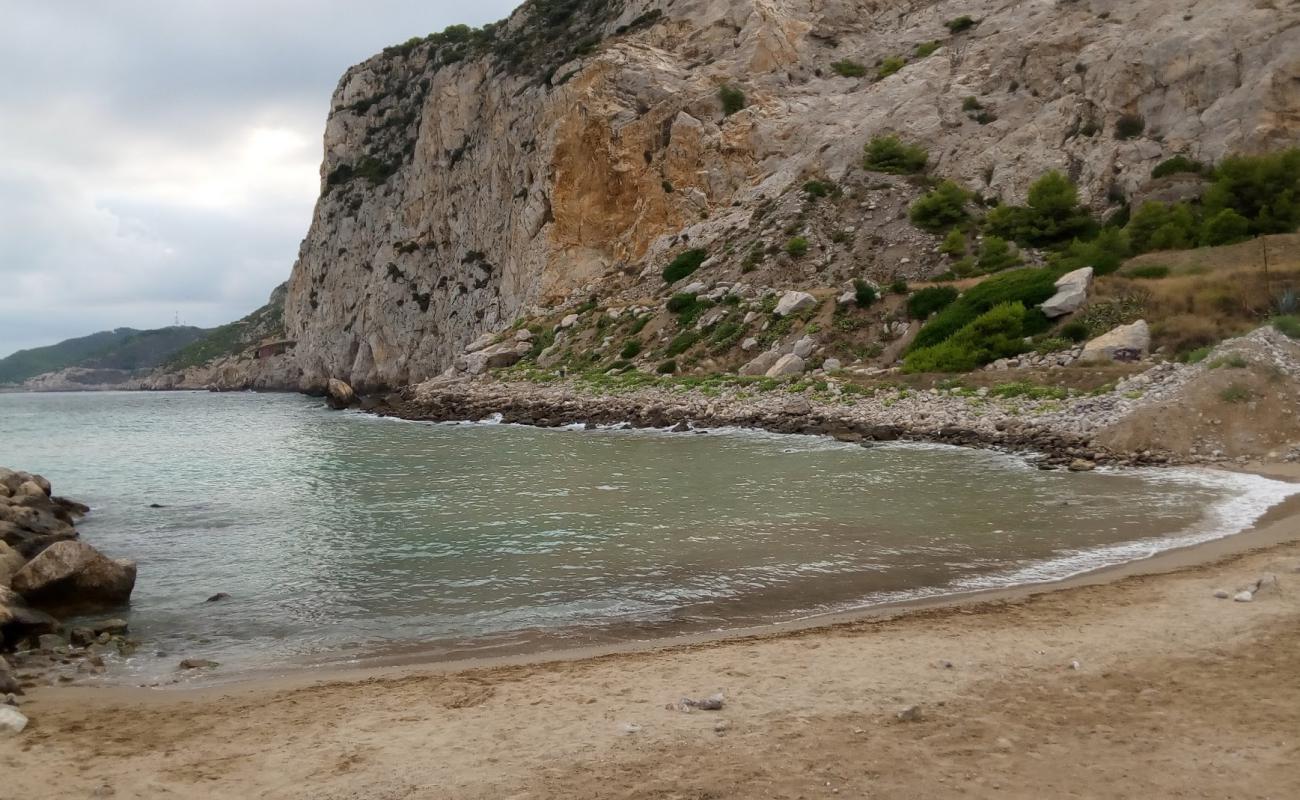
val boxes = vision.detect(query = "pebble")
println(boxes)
[178,658,220,670]
[1213,589,1230,599]
[1233,590,1254,603]
[896,705,925,722]
[1069,660,1081,671]
[0,706,28,735]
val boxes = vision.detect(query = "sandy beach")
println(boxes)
[0,464,1296,799]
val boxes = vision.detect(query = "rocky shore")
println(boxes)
[348,327,1300,471]
[0,468,138,735]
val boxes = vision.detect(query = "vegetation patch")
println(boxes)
[910,181,970,232]
[906,286,960,319]
[863,136,928,174]
[830,59,867,78]
[909,268,1058,352]
[904,302,1035,373]
[719,85,746,116]
[663,248,709,283]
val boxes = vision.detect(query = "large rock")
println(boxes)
[11,541,136,614]
[0,586,59,642]
[460,342,523,375]
[1081,320,1151,363]
[765,354,807,378]
[791,336,818,359]
[739,350,782,376]
[1041,267,1093,318]
[774,291,817,317]
[325,378,356,409]
[0,542,23,587]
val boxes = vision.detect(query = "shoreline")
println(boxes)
[21,462,1300,700]
[7,467,1300,799]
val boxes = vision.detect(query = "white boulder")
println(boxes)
[773,291,817,317]
[765,354,807,378]
[1041,267,1094,318]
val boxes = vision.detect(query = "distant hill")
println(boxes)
[0,326,211,384]
[162,283,287,370]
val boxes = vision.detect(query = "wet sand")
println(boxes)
[3,464,1299,799]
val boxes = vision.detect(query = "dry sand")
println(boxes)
[4,466,1300,799]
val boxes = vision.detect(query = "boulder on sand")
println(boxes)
[11,541,136,614]
[325,378,356,409]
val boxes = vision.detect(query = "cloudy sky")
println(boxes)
[0,0,519,357]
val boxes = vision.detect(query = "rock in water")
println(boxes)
[178,658,219,670]
[11,541,137,613]
[325,378,355,409]
[0,705,28,735]
[206,592,231,603]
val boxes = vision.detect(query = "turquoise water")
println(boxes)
[0,390,1294,683]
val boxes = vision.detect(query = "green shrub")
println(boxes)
[946,16,978,33]
[1199,209,1251,246]
[962,96,983,111]
[907,285,959,318]
[909,267,1058,351]
[1151,155,1205,179]
[863,135,928,174]
[889,278,909,294]
[1273,315,1300,339]
[909,181,970,232]
[662,248,709,282]
[1060,320,1089,342]
[1050,228,1131,275]
[661,180,674,193]
[1183,345,1213,363]
[915,40,940,57]
[853,279,878,307]
[1218,383,1254,403]
[666,330,701,356]
[877,56,905,79]
[903,302,1031,373]
[1201,149,1300,236]
[976,236,1020,272]
[1127,264,1170,279]
[719,85,746,116]
[1115,114,1145,140]
[985,171,1095,246]
[939,228,967,257]
[1125,201,1197,253]
[666,293,698,313]
[830,59,867,78]
[619,339,642,359]
[803,179,836,198]
[786,236,810,257]
[657,359,677,374]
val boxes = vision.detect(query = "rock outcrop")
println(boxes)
[272,0,1299,391]
[12,541,137,614]
[1,468,135,638]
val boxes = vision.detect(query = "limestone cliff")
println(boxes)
[282,0,1300,391]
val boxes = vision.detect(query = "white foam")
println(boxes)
[808,467,1299,617]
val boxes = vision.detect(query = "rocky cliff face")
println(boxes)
[282,0,1300,391]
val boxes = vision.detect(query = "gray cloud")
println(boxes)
[0,0,519,356]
